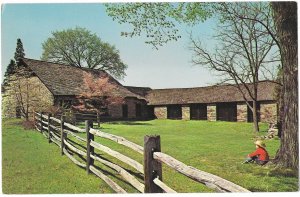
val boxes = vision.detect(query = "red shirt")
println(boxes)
[248,147,269,161]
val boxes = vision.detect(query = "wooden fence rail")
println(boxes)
[34,112,250,193]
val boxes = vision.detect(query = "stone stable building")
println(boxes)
[145,81,278,123]
[2,58,150,120]
[2,58,278,123]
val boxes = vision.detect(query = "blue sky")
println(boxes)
[1,2,219,88]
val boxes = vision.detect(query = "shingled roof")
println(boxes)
[20,58,144,99]
[19,58,277,105]
[124,86,152,97]
[146,81,277,105]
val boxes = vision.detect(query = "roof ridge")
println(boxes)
[20,58,146,100]
[21,58,107,73]
[150,80,276,91]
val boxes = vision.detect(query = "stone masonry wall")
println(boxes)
[207,104,216,121]
[237,103,247,122]
[154,106,167,119]
[182,106,190,120]
[260,102,277,123]
[2,75,54,120]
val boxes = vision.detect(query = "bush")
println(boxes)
[22,120,35,130]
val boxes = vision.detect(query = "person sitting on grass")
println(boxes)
[243,140,269,165]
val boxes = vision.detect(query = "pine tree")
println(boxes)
[5,60,16,77]
[3,59,16,86]
[14,38,25,64]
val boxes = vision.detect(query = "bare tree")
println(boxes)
[190,2,280,132]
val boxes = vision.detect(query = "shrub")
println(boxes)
[22,120,35,130]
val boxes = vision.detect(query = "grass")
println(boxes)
[2,118,298,193]
[2,119,112,194]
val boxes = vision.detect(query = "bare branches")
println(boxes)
[190,2,279,132]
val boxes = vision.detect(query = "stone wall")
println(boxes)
[182,105,190,120]
[237,103,247,122]
[207,104,216,121]
[260,102,277,123]
[2,75,54,119]
[154,106,167,119]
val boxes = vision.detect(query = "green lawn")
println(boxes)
[2,118,298,193]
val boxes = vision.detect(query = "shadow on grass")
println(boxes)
[105,121,153,126]
[92,164,142,191]
[93,153,144,180]
[268,167,298,178]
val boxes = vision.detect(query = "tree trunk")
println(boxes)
[252,100,260,133]
[271,2,298,170]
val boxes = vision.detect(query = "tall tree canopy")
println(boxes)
[105,3,211,48]
[14,38,25,63]
[41,27,127,79]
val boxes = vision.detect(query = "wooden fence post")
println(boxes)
[47,113,52,143]
[33,110,36,125]
[86,120,94,174]
[40,112,43,133]
[97,111,100,128]
[144,135,163,193]
[60,116,66,155]
[74,113,77,126]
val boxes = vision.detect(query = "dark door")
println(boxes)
[190,104,207,120]
[122,104,128,118]
[167,105,182,119]
[217,103,237,122]
[147,106,155,120]
[247,102,260,122]
[136,103,142,118]
[16,106,21,118]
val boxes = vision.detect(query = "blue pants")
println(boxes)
[244,156,268,165]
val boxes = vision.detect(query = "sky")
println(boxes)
[1,1,220,89]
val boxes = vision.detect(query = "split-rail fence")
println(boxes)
[34,112,250,193]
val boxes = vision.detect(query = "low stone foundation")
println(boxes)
[237,104,247,122]
[260,103,277,123]
[207,104,216,121]
[182,106,190,120]
[154,107,167,119]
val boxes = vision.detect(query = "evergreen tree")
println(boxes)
[5,60,16,77]
[14,38,25,64]
[3,59,16,86]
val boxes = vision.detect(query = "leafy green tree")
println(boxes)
[105,3,211,49]
[14,38,25,63]
[41,27,127,79]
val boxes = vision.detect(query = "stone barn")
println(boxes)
[2,58,278,123]
[145,81,278,123]
[2,58,151,120]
